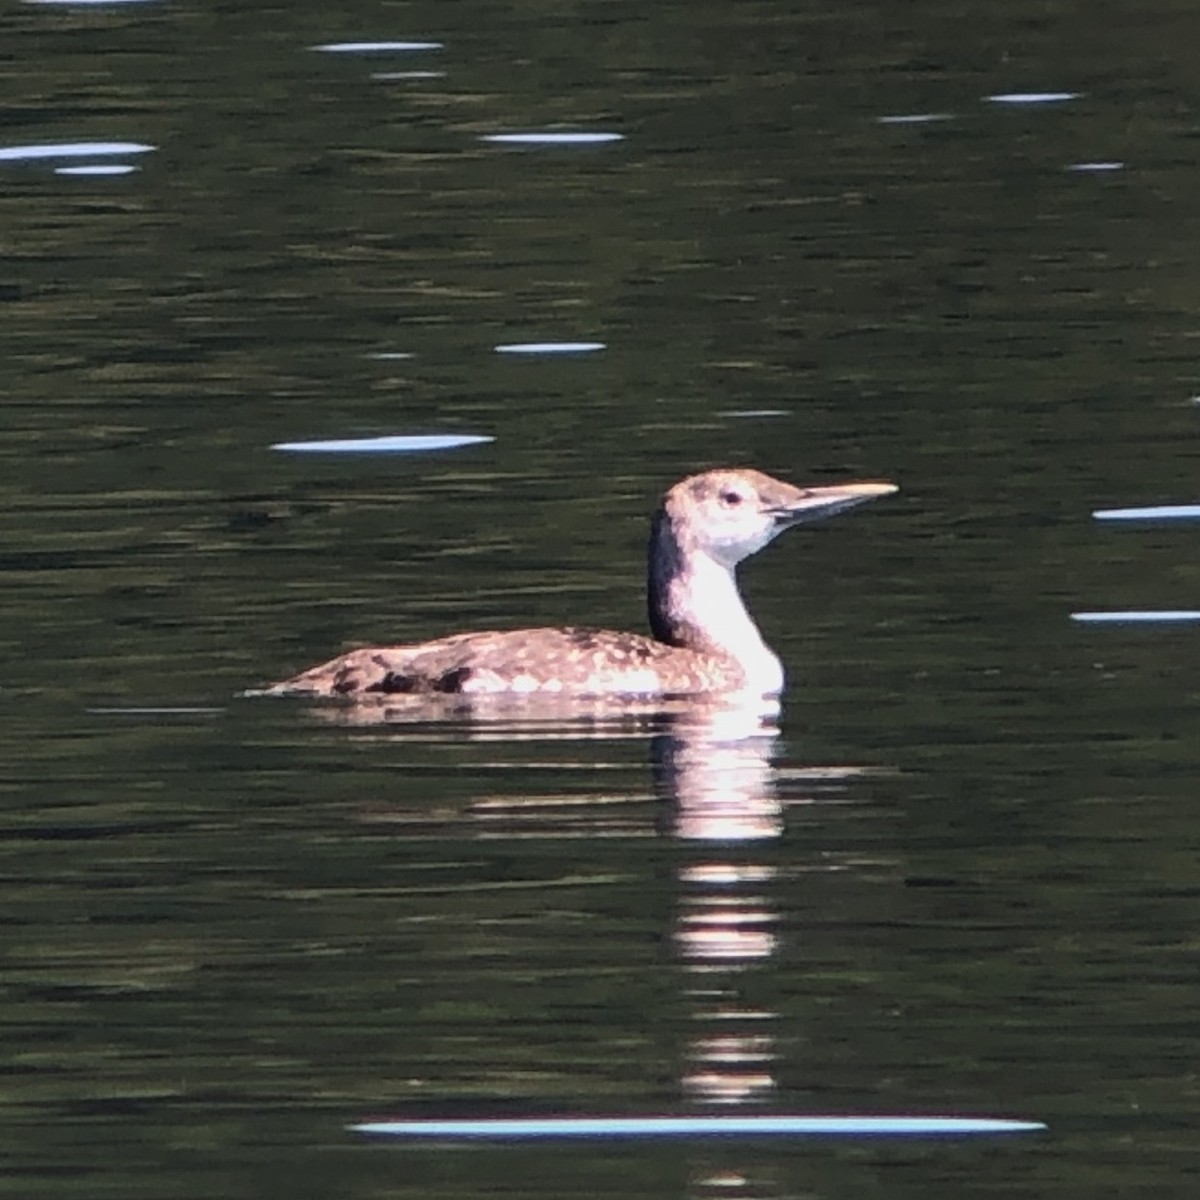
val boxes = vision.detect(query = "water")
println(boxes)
[4,0,1200,1195]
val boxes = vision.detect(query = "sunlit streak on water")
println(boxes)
[1093,504,1200,521]
[495,341,605,355]
[482,132,624,145]
[0,141,154,162]
[55,164,138,176]
[877,113,953,124]
[312,41,443,53]
[1071,610,1200,623]
[352,1115,1047,1137]
[718,409,788,419]
[694,1170,750,1191]
[986,91,1080,104]
[271,433,492,453]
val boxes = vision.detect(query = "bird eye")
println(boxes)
[719,489,744,507]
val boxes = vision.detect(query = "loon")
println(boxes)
[258,468,896,701]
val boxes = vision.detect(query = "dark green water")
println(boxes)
[4,0,1200,1195]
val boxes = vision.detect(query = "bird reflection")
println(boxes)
[647,702,787,1108]
[324,692,798,1110]
[652,704,783,842]
[292,689,874,1184]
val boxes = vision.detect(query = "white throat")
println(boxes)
[657,550,785,695]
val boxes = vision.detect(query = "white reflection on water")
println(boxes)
[986,91,1080,104]
[680,864,774,886]
[0,141,154,162]
[1068,161,1124,172]
[685,1031,776,1105]
[352,1115,1045,1137]
[877,113,953,125]
[312,41,443,53]
[372,71,447,80]
[677,907,778,963]
[718,409,788,419]
[482,132,624,145]
[271,433,492,453]
[56,164,138,176]
[1071,610,1200,623]
[664,703,782,1104]
[494,341,605,355]
[1093,504,1200,521]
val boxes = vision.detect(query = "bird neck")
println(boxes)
[646,508,784,694]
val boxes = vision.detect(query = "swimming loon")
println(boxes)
[258,468,896,700]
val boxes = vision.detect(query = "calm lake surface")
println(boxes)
[4,0,1200,1195]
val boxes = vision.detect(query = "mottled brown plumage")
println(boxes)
[255,469,895,701]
